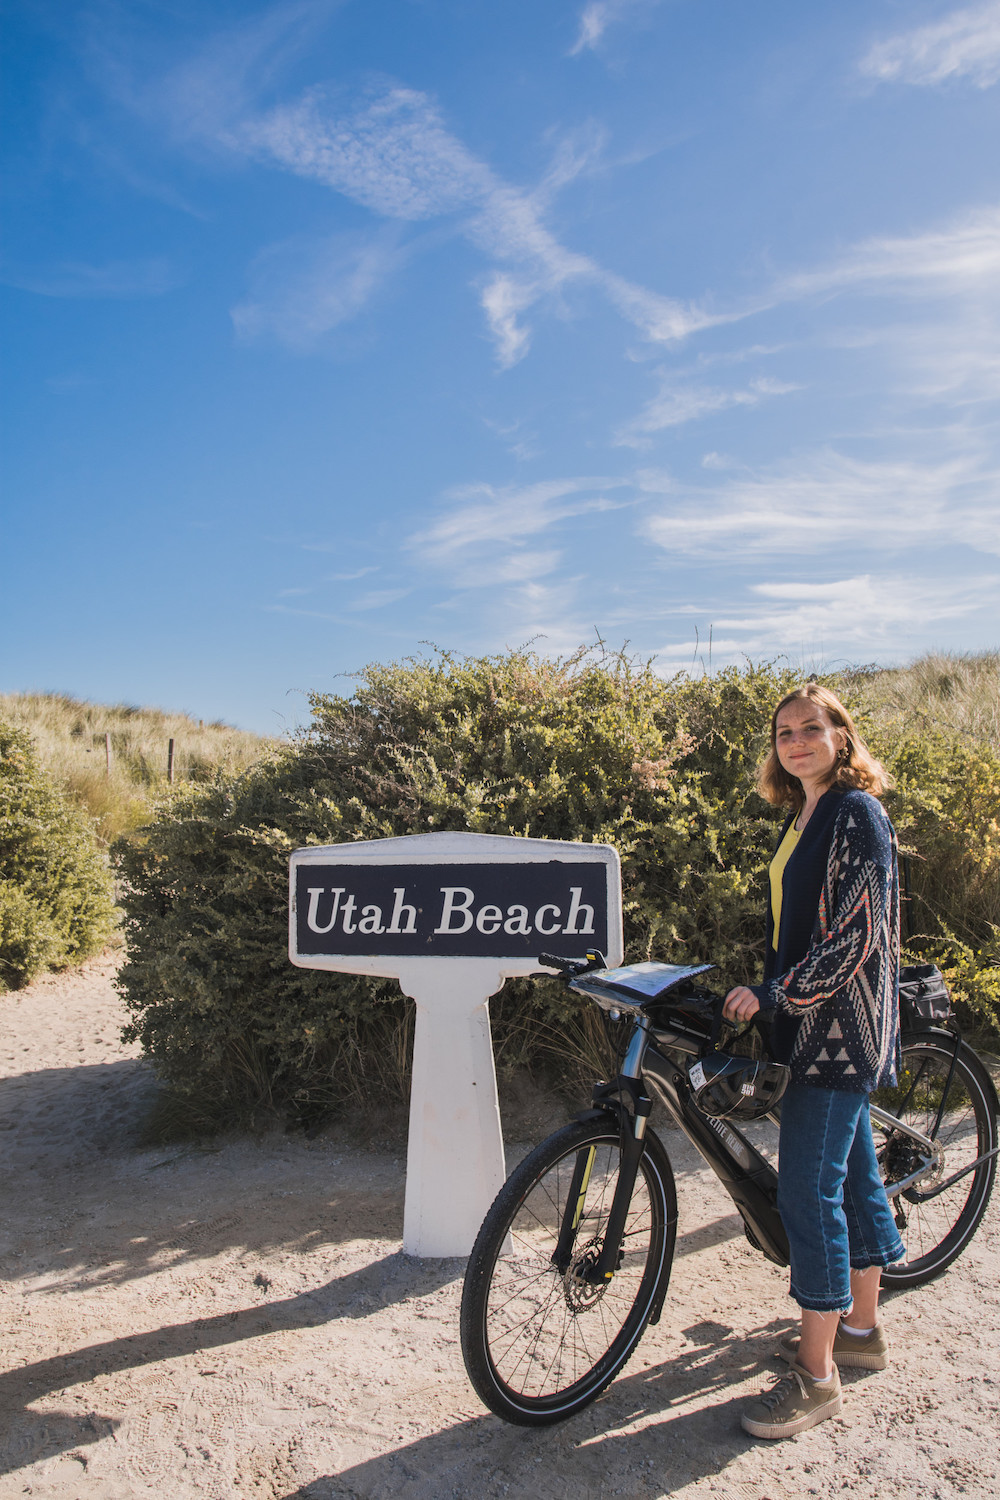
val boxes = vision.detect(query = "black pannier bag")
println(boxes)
[898,963,952,1029]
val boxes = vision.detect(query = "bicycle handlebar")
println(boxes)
[537,951,605,976]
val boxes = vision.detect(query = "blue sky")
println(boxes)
[2,0,999,733]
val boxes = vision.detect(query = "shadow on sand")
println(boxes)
[274,1310,812,1499]
[0,1251,462,1477]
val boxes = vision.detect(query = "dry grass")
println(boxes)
[841,650,1000,749]
[0,692,276,843]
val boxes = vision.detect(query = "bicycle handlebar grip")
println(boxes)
[537,952,575,972]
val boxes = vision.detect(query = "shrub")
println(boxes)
[885,733,1000,1031]
[114,651,804,1128]
[113,649,1000,1134]
[0,721,117,990]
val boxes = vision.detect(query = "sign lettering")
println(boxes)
[294,861,608,959]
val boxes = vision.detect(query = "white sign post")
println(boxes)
[288,831,623,1257]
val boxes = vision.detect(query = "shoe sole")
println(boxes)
[776,1341,888,1372]
[741,1390,842,1439]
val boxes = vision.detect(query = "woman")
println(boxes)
[723,682,904,1440]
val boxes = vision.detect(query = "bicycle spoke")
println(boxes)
[464,1121,674,1417]
[877,1038,996,1286]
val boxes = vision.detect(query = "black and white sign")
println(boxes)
[294,860,609,959]
[288,832,622,1257]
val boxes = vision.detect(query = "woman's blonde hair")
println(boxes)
[757,682,892,810]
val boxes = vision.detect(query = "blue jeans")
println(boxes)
[777,1081,905,1313]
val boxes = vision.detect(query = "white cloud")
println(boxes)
[327,566,378,581]
[712,573,998,651]
[238,85,491,219]
[858,311,1000,409]
[641,449,1000,559]
[189,52,712,363]
[781,205,1000,300]
[570,1,661,56]
[649,573,999,669]
[108,6,721,367]
[479,275,538,368]
[231,229,403,348]
[347,588,412,611]
[618,375,799,443]
[129,0,342,144]
[860,3,1000,89]
[410,477,628,563]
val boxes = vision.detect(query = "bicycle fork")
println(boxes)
[551,1019,654,1286]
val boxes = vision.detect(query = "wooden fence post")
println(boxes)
[167,739,175,784]
[105,733,112,778]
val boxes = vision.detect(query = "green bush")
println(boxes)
[0,721,117,990]
[884,733,1000,1030]
[114,652,801,1128]
[113,649,1000,1133]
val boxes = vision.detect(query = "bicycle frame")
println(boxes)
[573,1012,790,1285]
[562,991,994,1292]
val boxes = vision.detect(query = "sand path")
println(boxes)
[1,956,999,1499]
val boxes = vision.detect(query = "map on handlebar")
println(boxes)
[567,959,716,1010]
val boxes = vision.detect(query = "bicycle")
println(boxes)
[460,952,999,1426]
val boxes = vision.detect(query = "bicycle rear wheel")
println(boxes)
[460,1117,676,1426]
[875,1034,997,1288]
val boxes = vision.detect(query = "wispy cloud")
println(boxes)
[347,587,412,611]
[618,375,798,444]
[653,573,998,665]
[238,84,491,218]
[641,449,1000,559]
[233,81,715,365]
[327,566,378,582]
[90,2,726,367]
[1,257,179,299]
[860,3,1000,89]
[779,204,1000,299]
[231,228,404,348]
[410,477,628,564]
[128,0,342,144]
[570,1,661,56]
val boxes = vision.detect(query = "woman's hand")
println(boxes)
[723,986,760,1023]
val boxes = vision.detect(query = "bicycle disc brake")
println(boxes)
[563,1238,625,1313]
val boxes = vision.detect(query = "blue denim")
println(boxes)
[777,1081,905,1313]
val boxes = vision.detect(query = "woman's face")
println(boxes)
[774,698,846,791]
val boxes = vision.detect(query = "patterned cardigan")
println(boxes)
[751,788,900,1093]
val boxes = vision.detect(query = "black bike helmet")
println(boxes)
[688,1051,790,1121]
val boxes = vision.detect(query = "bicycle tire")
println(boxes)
[460,1116,677,1426]
[875,1034,997,1288]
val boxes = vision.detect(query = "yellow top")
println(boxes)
[770,820,801,950]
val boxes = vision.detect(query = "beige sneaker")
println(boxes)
[776,1321,889,1371]
[741,1363,842,1439]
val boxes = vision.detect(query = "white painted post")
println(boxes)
[396,962,506,1256]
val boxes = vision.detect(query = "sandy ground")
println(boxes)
[2,956,999,1500]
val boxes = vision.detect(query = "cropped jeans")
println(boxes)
[777,1081,905,1314]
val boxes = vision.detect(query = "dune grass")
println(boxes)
[841,650,1000,750]
[0,693,276,844]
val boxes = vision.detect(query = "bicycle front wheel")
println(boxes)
[460,1117,676,1426]
[875,1034,997,1288]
